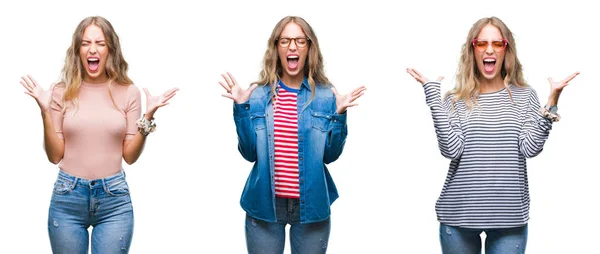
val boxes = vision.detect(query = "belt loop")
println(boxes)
[71,177,79,190]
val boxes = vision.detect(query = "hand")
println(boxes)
[406,68,444,85]
[548,71,579,93]
[143,87,179,119]
[21,75,56,112]
[219,72,258,104]
[547,71,580,106]
[331,85,366,114]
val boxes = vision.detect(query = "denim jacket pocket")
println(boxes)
[251,113,267,131]
[53,177,74,195]
[310,110,332,131]
[104,179,130,197]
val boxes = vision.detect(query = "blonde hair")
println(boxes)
[254,16,330,105]
[59,16,132,110]
[448,16,527,109]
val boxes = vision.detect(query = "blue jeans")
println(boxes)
[48,170,134,254]
[440,223,528,254]
[245,197,331,254]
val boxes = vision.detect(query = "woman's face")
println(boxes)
[473,24,506,82]
[277,22,309,80]
[79,24,109,83]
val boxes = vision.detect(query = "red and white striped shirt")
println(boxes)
[273,84,300,198]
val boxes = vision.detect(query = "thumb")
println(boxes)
[143,88,151,97]
[247,83,259,93]
[547,77,554,85]
[330,87,338,96]
[436,76,445,82]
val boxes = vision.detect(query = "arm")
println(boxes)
[21,75,64,164]
[44,85,65,164]
[518,88,552,158]
[423,82,465,160]
[323,112,347,164]
[234,102,257,162]
[122,86,178,164]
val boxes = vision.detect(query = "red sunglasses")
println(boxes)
[471,39,508,52]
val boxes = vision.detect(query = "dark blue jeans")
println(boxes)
[48,170,134,254]
[440,223,528,254]
[245,197,330,254]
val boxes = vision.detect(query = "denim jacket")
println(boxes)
[233,78,347,224]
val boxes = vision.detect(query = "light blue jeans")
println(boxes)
[440,223,528,254]
[48,170,134,254]
[245,197,331,254]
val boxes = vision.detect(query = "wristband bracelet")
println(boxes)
[136,114,156,136]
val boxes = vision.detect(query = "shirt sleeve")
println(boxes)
[124,85,142,140]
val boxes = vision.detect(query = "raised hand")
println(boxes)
[406,68,444,85]
[548,71,579,92]
[143,87,179,118]
[331,85,366,114]
[21,75,55,112]
[219,72,258,104]
[547,71,580,106]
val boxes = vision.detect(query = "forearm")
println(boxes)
[323,113,347,164]
[123,131,147,165]
[423,82,465,159]
[234,102,257,162]
[42,111,64,164]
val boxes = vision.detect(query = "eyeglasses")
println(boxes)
[471,39,508,52]
[277,37,310,48]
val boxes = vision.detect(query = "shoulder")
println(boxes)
[315,83,334,99]
[509,84,537,99]
[249,84,268,100]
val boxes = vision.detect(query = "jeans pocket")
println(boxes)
[104,179,130,197]
[52,177,73,195]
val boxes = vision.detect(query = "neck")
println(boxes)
[84,74,109,84]
[479,76,505,93]
[280,74,303,89]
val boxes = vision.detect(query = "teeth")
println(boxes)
[484,59,495,63]
[88,58,99,62]
[287,56,299,59]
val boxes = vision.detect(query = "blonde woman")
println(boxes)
[407,16,578,254]
[219,16,366,253]
[20,16,178,253]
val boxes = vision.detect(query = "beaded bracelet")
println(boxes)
[539,107,561,122]
[136,114,156,136]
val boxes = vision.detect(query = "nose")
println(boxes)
[485,43,494,54]
[89,44,98,54]
[289,39,298,50]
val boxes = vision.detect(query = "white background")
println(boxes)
[1,0,598,253]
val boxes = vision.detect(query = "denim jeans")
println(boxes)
[440,223,528,254]
[245,197,331,254]
[48,170,134,254]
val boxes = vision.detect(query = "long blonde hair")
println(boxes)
[59,16,132,109]
[448,16,527,109]
[254,16,330,105]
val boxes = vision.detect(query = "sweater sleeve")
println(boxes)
[518,88,553,158]
[423,81,465,160]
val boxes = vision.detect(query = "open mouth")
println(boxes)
[88,57,100,72]
[287,55,299,70]
[483,58,496,73]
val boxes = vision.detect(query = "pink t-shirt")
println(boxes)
[51,81,141,179]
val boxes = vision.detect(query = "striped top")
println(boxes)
[424,82,553,229]
[273,83,300,198]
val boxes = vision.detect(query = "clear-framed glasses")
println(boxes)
[277,37,310,48]
[471,39,508,52]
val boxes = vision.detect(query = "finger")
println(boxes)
[24,91,35,98]
[227,72,239,87]
[561,71,580,84]
[143,88,151,97]
[162,93,177,103]
[219,81,231,92]
[247,83,259,93]
[21,76,34,89]
[436,76,444,82]
[547,77,554,85]
[27,75,39,87]
[351,86,367,96]
[349,91,365,103]
[330,87,339,96]
[163,87,179,97]
[406,68,420,79]
[20,80,33,92]
[222,93,235,100]
[221,73,234,88]
[345,103,359,108]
